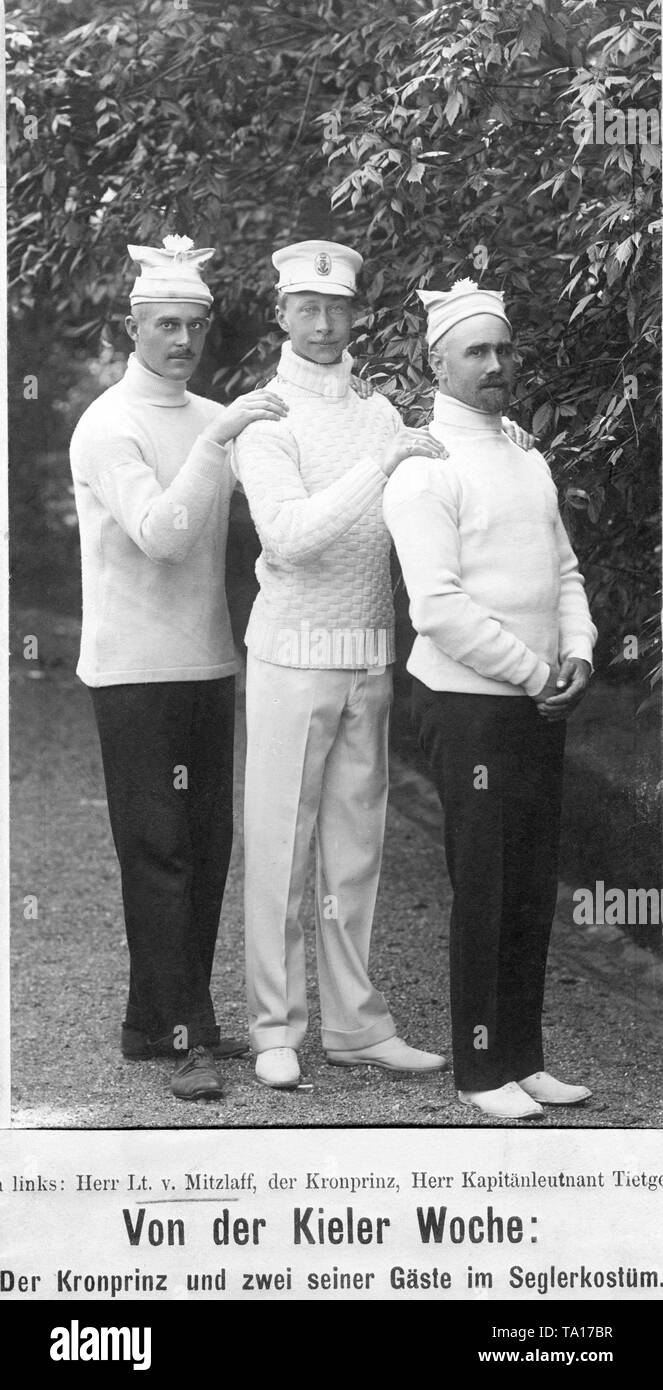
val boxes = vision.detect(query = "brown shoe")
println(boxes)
[171,1046,224,1100]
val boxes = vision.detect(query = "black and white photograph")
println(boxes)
[1,0,661,1334]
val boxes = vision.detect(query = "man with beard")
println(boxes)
[383,279,597,1121]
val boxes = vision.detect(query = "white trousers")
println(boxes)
[244,654,396,1053]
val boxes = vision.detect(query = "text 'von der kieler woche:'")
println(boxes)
[2,1165,662,1297]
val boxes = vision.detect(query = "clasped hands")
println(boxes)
[534,657,592,721]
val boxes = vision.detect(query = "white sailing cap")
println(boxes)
[272,240,362,297]
[128,235,214,306]
[418,278,511,349]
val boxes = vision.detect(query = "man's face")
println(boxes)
[124,301,211,380]
[275,291,354,365]
[431,314,515,413]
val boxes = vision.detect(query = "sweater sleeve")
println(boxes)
[555,513,598,666]
[72,424,230,564]
[383,471,551,696]
[232,419,391,565]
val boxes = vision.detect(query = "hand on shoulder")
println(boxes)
[202,390,289,447]
[382,428,449,478]
[349,374,375,400]
[501,417,538,451]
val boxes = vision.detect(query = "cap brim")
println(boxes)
[130,291,213,306]
[278,280,355,297]
[429,306,510,348]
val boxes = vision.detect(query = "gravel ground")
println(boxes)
[9,605,663,1130]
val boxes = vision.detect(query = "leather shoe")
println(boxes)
[458,1082,544,1120]
[171,1046,223,1100]
[255,1048,301,1089]
[518,1071,592,1105]
[326,1036,447,1072]
[122,1025,248,1060]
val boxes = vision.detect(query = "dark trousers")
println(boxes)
[90,678,235,1050]
[412,682,566,1090]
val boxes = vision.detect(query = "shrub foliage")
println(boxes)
[6,0,661,678]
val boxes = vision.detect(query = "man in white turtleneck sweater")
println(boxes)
[70,236,288,1100]
[383,280,597,1121]
[233,240,452,1089]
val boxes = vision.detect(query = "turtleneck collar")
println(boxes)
[276,340,353,399]
[124,352,192,407]
[433,391,504,434]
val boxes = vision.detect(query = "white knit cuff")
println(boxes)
[562,641,595,671]
[523,661,551,697]
[188,437,228,481]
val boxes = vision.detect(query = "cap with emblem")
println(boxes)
[272,240,362,297]
[128,235,215,306]
[418,278,511,350]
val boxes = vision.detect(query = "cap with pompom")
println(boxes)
[128,235,214,306]
[418,278,510,349]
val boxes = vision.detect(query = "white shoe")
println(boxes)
[326,1036,447,1072]
[255,1047,301,1089]
[458,1082,544,1119]
[518,1071,592,1105]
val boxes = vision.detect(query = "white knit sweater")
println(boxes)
[383,392,597,696]
[70,354,240,685]
[232,342,403,669]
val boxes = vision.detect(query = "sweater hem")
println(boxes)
[406,652,540,697]
[246,623,396,670]
[77,657,240,686]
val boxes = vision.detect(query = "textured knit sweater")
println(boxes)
[70,353,239,685]
[232,342,403,669]
[383,393,597,697]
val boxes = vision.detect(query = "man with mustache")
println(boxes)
[383,279,597,1120]
[69,236,288,1100]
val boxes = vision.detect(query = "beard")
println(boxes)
[478,381,509,411]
